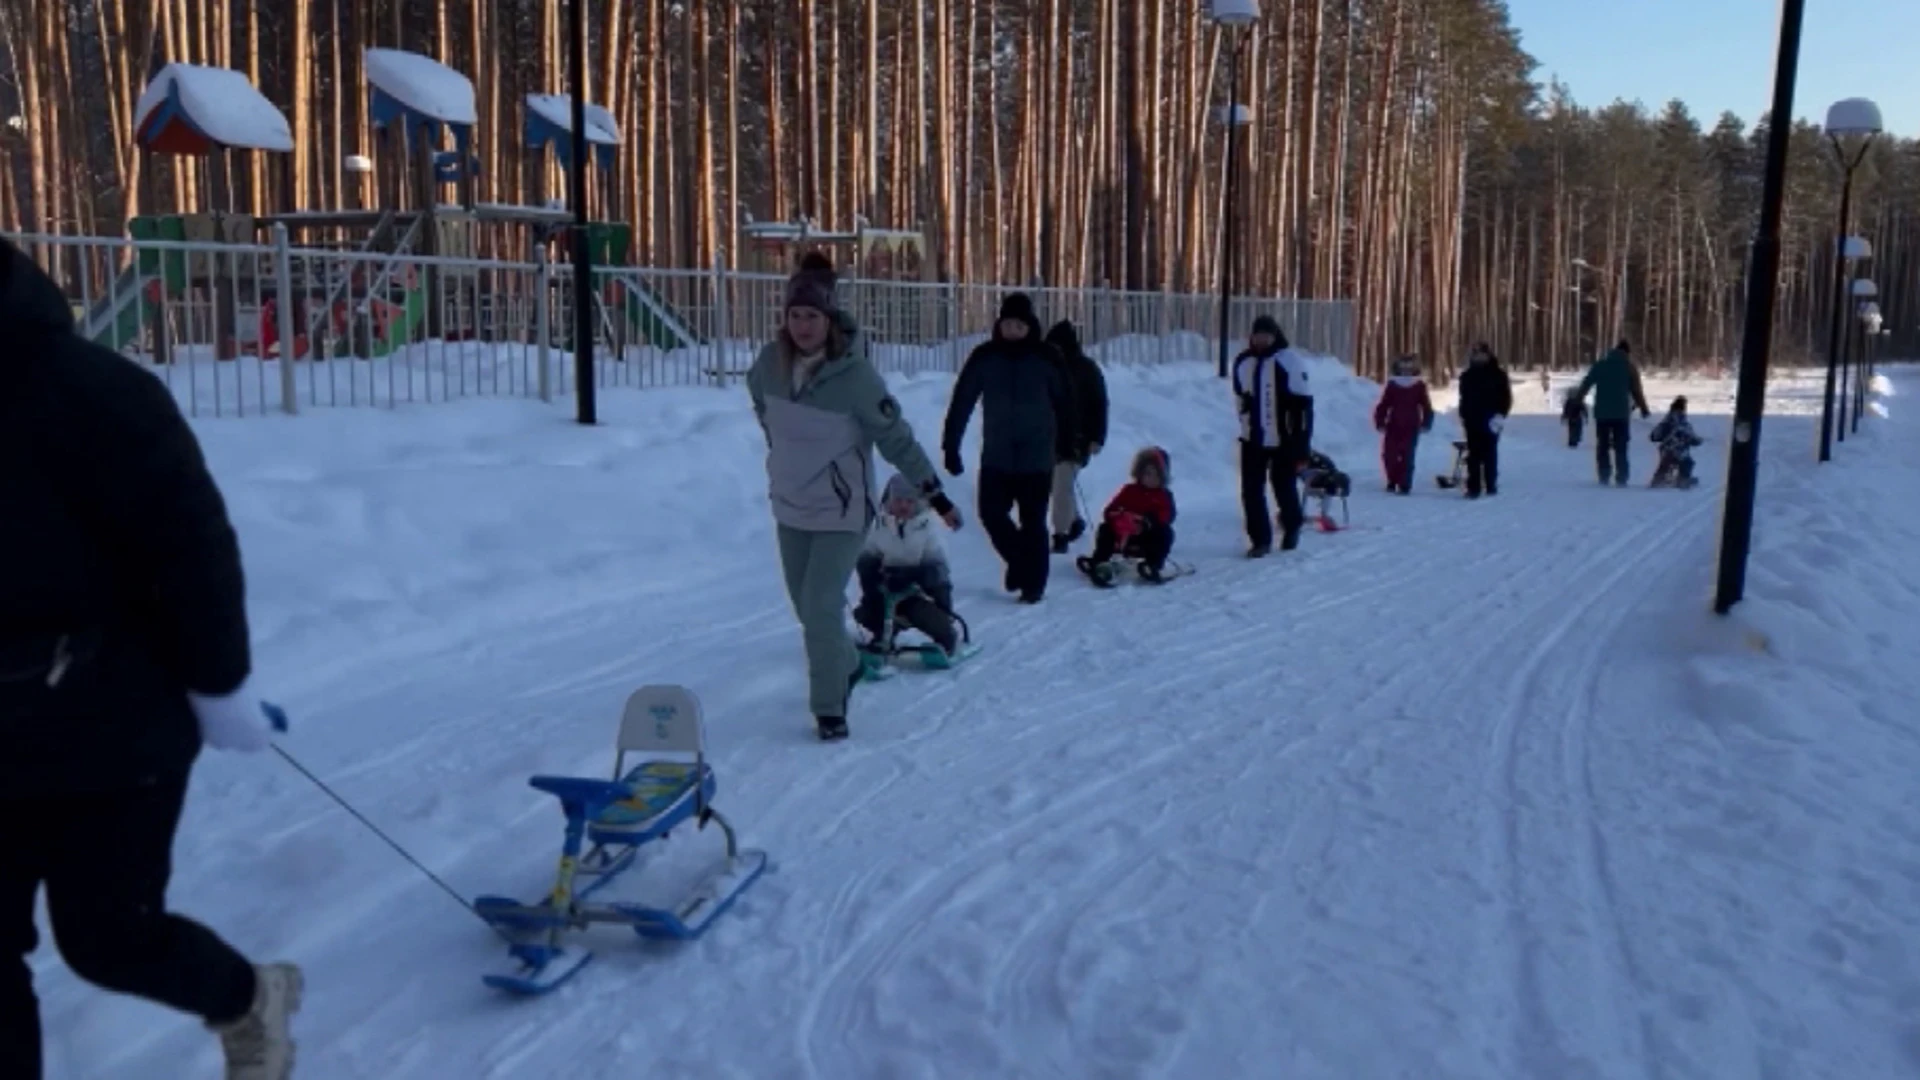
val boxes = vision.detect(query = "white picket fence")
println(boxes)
[7,231,1355,419]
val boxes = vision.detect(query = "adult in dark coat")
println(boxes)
[0,238,302,1078]
[1456,342,1514,498]
[1574,340,1652,486]
[942,293,1074,603]
[1041,320,1110,553]
[1230,315,1314,555]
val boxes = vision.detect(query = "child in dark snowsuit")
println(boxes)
[1647,397,1704,489]
[855,474,961,656]
[1078,447,1177,583]
[1561,389,1588,448]
[1373,356,1434,494]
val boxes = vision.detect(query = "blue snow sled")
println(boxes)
[473,684,769,995]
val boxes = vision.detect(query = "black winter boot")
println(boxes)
[1051,535,1071,554]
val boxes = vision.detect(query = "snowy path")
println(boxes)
[36,364,1920,1080]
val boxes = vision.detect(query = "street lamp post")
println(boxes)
[1211,0,1257,379]
[568,0,597,424]
[1839,276,1876,443]
[1855,300,1883,432]
[1713,0,1806,615]
[1817,99,1881,461]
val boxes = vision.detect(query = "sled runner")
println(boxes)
[856,584,980,682]
[1435,440,1468,490]
[1297,461,1352,532]
[1075,554,1195,588]
[473,685,769,996]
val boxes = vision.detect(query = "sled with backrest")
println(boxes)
[1297,462,1352,532]
[472,684,769,995]
[856,579,979,681]
[1435,440,1468,490]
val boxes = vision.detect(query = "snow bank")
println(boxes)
[132,63,294,154]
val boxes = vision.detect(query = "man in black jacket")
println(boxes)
[1230,316,1314,556]
[942,293,1074,603]
[1456,342,1514,498]
[0,238,301,1079]
[1042,320,1109,553]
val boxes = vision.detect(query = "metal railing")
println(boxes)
[6,231,1355,419]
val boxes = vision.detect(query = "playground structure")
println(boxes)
[79,62,294,361]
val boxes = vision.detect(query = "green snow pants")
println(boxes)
[775,525,867,718]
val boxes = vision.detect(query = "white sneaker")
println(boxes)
[212,962,304,1079]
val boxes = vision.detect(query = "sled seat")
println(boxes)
[588,760,714,844]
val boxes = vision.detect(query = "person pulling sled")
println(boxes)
[854,474,974,678]
[1647,396,1703,489]
[1078,447,1180,586]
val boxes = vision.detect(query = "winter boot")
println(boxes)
[1280,529,1301,552]
[1247,543,1271,559]
[1066,518,1087,544]
[815,716,849,741]
[213,963,303,1080]
[1051,534,1071,554]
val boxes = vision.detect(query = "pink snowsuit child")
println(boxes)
[1373,357,1434,494]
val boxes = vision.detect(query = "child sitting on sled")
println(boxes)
[1297,450,1352,531]
[854,474,961,656]
[1078,447,1177,584]
[1561,388,1588,448]
[1647,396,1704,489]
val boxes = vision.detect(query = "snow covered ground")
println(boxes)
[34,353,1920,1080]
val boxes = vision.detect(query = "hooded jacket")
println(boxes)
[1043,320,1110,462]
[1577,346,1651,422]
[0,238,252,795]
[1374,374,1434,439]
[943,293,1074,474]
[1230,319,1314,458]
[1457,351,1514,429]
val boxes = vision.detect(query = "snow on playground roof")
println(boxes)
[365,48,478,131]
[524,94,619,170]
[133,63,293,155]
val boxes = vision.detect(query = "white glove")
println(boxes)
[1488,415,1505,434]
[188,681,290,752]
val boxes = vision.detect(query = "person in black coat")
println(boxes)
[1041,320,1109,553]
[0,238,302,1078]
[1230,315,1314,555]
[1456,342,1514,498]
[942,293,1074,603]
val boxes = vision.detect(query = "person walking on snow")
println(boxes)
[1373,355,1434,494]
[1043,320,1109,554]
[0,237,301,1080]
[1455,342,1513,498]
[1573,339,1651,486]
[747,253,960,741]
[942,293,1075,604]
[1561,388,1589,448]
[1231,315,1314,557]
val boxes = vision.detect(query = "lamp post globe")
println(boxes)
[1817,101,1881,462]
[1209,0,1259,24]
[1851,277,1879,300]
[1824,98,1884,138]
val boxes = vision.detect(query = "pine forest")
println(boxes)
[1,0,1915,375]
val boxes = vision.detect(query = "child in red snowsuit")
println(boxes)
[1373,356,1434,494]
[1079,446,1177,581]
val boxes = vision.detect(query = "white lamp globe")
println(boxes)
[344,154,373,174]
[1824,98,1883,138]
[1841,236,1873,260]
[1851,278,1879,299]
[1210,0,1259,25]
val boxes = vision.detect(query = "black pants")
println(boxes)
[1090,520,1175,569]
[1464,427,1500,495]
[4,772,256,1079]
[978,468,1053,598]
[1595,419,1631,483]
[1240,442,1303,549]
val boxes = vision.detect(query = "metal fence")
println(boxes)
[6,231,1354,418]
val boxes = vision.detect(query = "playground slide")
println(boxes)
[361,280,430,359]
[610,271,695,351]
[82,266,157,351]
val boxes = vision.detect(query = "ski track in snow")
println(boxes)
[45,365,1916,1080]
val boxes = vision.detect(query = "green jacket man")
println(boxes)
[1574,340,1652,485]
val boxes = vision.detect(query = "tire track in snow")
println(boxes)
[1471,497,1716,1078]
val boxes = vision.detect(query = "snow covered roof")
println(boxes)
[132,63,293,155]
[524,94,619,171]
[365,48,478,134]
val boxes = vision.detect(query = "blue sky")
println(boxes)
[1504,0,1919,137]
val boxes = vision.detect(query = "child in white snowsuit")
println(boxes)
[1648,396,1704,488]
[855,474,961,655]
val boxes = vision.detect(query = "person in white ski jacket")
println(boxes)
[853,474,960,656]
[1230,315,1314,555]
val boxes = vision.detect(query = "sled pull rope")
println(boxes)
[274,746,508,937]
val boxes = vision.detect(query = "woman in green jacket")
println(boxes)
[746,255,960,740]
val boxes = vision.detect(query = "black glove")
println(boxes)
[944,447,965,477]
[1640,408,1652,419]
[927,491,962,528]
